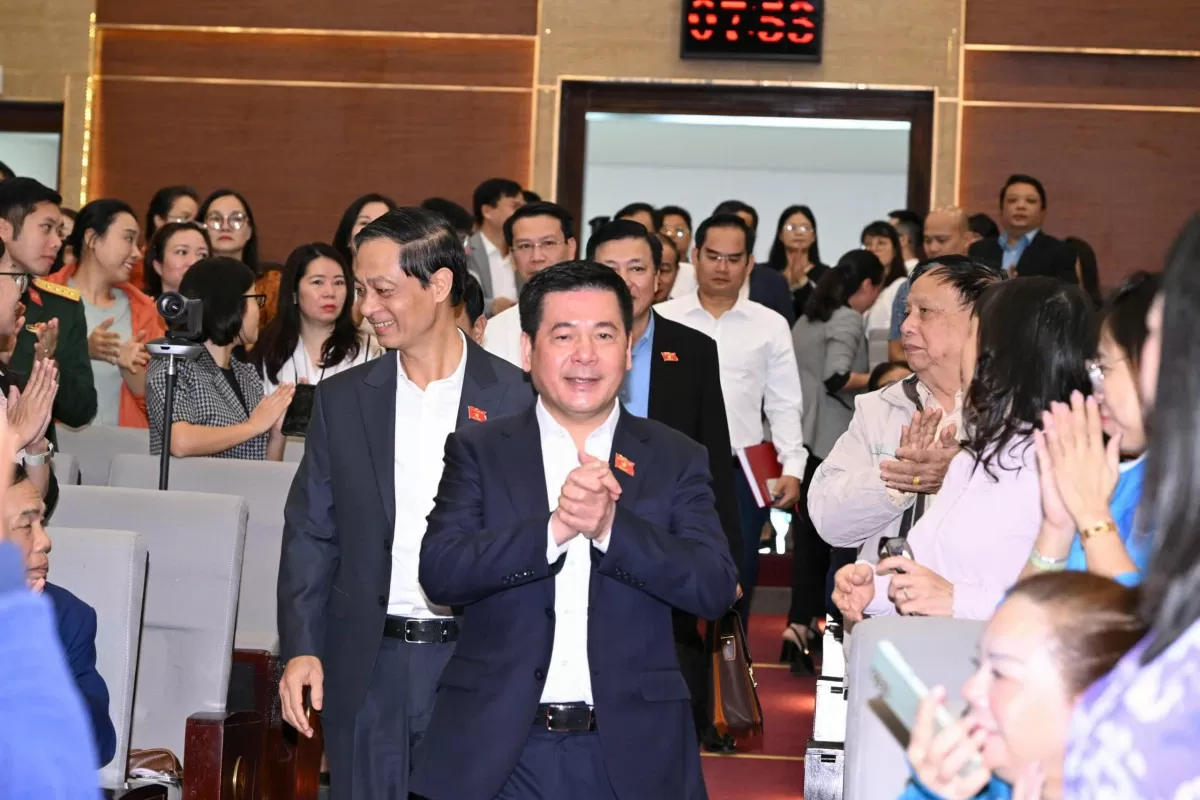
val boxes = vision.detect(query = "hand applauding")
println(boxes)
[551,451,621,546]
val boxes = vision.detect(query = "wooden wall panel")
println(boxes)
[964,0,1196,51]
[965,51,1200,107]
[100,29,534,88]
[960,107,1200,284]
[95,0,538,36]
[90,80,531,260]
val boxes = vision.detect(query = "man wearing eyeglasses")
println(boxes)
[482,202,578,368]
[656,213,806,627]
[0,178,97,444]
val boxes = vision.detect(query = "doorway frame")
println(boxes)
[0,101,66,190]
[555,81,934,233]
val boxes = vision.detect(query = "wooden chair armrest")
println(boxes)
[183,710,262,800]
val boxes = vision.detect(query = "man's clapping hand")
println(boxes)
[880,408,959,494]
[550,451,621,546]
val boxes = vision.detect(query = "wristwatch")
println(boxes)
[21,440,55,467]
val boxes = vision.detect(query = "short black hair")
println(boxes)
[145,185,200,244]
[67,198,138,262]
[420,197,474,238]
[522,189,542,204]
[332,193,397,267]
[712,200,758,231]
[0,161,15,181]
[659,205,692,229]
[1000,174,1048,209]
[519,260,634,343]
[503,201,575,248]
[462,272,485,325]
[614,202,658,230]
[695,212,756,256]
[968,213,1000,240]
[354,207,468,305]
[0,177,62,234]
[472,178,523,224]
[144,221,212,297]
[909,254,1004,309]
[179,257,257,346]
[868,361,911,392]
[888,209,925,259]
[585,218,664,269]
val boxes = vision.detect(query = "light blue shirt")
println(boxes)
[620,312,656,419]
[1065,456,1148,587]
[999,228,1040,273]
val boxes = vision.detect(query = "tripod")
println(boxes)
[146,337,205,490]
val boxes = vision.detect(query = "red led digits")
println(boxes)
[683,0,821,59]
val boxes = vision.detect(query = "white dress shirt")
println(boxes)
[387,333,467,618]
[481,304,524,368]
[481,234,518,304]
[537,398,619,705]
[656,291,807,478]
[262,333,383,396]
[669,262,698,299]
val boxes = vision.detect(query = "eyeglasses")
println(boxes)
[244,293,267,309]
[512,239,566,255]
[0,272,30,294]
[204,211,248,232]
[783,224,812,234]
[167,215,193,224]
[660,226,689,239]
[699,250,747,266]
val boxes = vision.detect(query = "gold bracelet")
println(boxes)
[1080,519,1119,541]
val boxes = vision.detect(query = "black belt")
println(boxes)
[382,616,458,644]
[536,703,596,732]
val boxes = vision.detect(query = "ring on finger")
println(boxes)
[903,587,912,601]
[912,475,921,487]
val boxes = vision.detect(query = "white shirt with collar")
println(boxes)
[481,233,518,305]
[481,303,524,368]
[669,262,698,299]
[537,397,620,705]
[656,291,807,479]
[262,332,383,396]
[388,332,468,619]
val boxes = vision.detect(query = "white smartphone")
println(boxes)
[870,639,984,776]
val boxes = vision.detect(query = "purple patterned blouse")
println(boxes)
[1063,620,1200,797]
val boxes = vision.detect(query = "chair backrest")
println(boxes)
[46,527,147,790]
[283,437,305,463]
[57,425,150,485]
[842,616,987,800]
[107,454,297,653]
[53,452,81,485]
[54,485,248,765]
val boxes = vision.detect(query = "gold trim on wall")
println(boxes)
[81,12,99,207]
[99,75,533,93]
[527,0,544,189]
[964,43,1200,58]
[97,23,536,41]
[954,0,966,205]
[962,99,1200,114]
[554,74,939,93]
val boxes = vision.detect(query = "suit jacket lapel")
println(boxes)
[646,312,671,422]
[357,353,398,528]
[456,338,504,428]
[609,407,651,516]
[503,405,550,520]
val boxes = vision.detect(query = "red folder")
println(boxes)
[736,442,783,508]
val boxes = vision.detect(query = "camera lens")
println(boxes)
[157,291,186,320]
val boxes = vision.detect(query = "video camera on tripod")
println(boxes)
[148,291,206,489]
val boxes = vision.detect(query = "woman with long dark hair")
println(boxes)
[331,193,396,268]
[862,220,912,364]
[766,205,825,320]
[134,185,199,290]
[143,221,210,298]
[250,243,381,396]
[1064,216,1200,797]
[47,198,164,427]
[784,249,883,669]
[833,277,1094,622]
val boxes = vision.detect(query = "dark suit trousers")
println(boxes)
[324,636,454,800]
[493,727,617,800]
[732,460,772,627]
[787,454,828,624]
[672,609,709,736]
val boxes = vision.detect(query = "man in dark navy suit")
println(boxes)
[413,261,738,800]
[6,464,116,766]
[968,173,1077,283]
[277,209,533,798]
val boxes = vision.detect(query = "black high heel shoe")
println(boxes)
[780,623,817,676]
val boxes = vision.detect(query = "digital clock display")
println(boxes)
[681,0,824,62]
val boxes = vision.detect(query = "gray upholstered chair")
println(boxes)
[46,527,147,792]
[55,485,259,798]
[57,425,150,485]
[52,451,81,485]
[283,438,305,463]
[842,616,987,800]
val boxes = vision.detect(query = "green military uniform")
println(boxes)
[10,278,97,444]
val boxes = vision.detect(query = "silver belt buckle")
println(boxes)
[403,619,422,643]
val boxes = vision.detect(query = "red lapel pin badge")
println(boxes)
[660,351,679,362]
[467,406,487,422]
[614,453,635,476]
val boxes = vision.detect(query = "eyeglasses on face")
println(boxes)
[0,272,30,294]
[700,249,747,266]
[244,293,267,309]
[660,226,689,239]
[512,239,566,254]
[783,224,812,234]
[204,211,248,232]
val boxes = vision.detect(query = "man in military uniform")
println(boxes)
[0,178,97,438]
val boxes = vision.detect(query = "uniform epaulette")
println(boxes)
[32,278,81,302]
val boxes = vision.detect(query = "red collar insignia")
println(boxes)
[28,287,43,306]
[467,406,487,423]
[614,453,635,476]
[660,351,678,362]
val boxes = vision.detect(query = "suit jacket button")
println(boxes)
[534,668,545,681]
[383,540,392,552]
[377,595,386,607]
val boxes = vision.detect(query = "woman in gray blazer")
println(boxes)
[784,249,884,670]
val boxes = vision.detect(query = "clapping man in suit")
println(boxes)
[277,208,534,798]
[968,173,1077,282]
[412,261,738,800]
[588,219,742,751]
